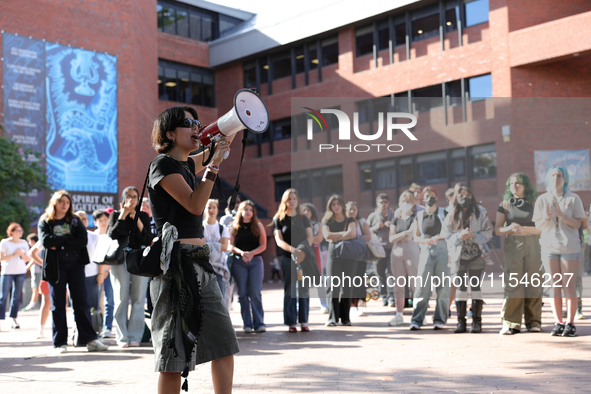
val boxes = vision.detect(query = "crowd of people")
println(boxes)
[0,104,589,393]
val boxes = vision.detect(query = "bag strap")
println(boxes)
[128,163,176,246]
[218,223,223,237]
[227,130,248,212]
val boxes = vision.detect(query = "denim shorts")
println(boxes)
[545,252,580,261]
[150,244,239,372]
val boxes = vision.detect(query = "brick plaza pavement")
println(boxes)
[1,278,591,393]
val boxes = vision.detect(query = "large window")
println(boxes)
[359,144,496,192]
[445,2,459,32]
[412,5,440,42]
[445,80,462,107]
[242,35,338,87]
[377,20,389,51]
[272,118,291,140]
[412,85,443,113]
[471,144,496,179]
[272,51,291,80]
[467,74,492,100]
[292,166,343,199]
[356,25,374,56]
[322,36,339,66]
[243,61,256,87]
[157,1,242,42]
[464,0,489,27]
[158,60,215,107]
[451,148,467,181]
[416,151,447,184]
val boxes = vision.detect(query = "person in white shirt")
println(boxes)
[75,211,104,311]
[533,166,586,337]
[0,222,31,330]
[202,199,231,300]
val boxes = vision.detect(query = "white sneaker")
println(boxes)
[37,328,45,339]
[55,345,68,354]
[388,314,404,326]
[499,325,513,335]
[267,280,274,284]
[87,339,108,352]
[350,307,361,318]
[409,322,420,330]
[433,322,444,330]
[320,306,329,314]
[101,328,112,338]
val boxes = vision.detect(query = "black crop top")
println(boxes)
[148,154,204,239]
[233,224,261,255]
[421,212,442,238]
[497,200,535,227]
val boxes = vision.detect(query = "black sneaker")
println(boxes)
[562,323,577,337]
[550,323,565,336]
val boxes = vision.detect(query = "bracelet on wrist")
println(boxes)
[202,169,217,183]
[207,163,220,171]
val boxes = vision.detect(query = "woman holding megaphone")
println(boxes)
[148,106,240,394]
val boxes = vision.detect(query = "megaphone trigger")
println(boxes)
[223,151,230,159]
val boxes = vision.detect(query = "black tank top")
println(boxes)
[234,224,260,254]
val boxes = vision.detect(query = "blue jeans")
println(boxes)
[110,263,148,345]
[231,255,265,329]
[86,275,100,311]
[0,273,26,319]
[215,273,227,300]
[49,260,97,347]
[281,255,309,326]
[411,241,451,326]
[103,271,114,330]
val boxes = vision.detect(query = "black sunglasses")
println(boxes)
[178,118,202,129]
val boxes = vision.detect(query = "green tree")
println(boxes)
[0,123,48,238]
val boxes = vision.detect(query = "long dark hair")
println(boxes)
[231,200,261,237]
[449,185,481,231]
[322,195,346,224]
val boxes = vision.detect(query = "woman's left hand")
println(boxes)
[242,251,252,263]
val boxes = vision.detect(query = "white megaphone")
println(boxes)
[198,89,269,165]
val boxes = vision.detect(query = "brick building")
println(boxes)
[1,0,591,267]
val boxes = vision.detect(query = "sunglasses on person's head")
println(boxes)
[178,118,202,129]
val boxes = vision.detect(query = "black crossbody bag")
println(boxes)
[124,165,175,277]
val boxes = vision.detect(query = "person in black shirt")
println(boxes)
[495,173,543,335]
[273,189,313,332]
[37,190,108,354]
[410,187,450,330]
[148,106,238,394]
[228,201,267,333]
[107,186,153,348]
[322,195,358,326]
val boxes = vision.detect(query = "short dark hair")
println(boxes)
[376,193,389,202]
[92,209,109,221]
[151,106,199,154]
[27,233,38,243]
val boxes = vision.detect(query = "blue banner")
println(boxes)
[2,33,45,152]
[45,43,118,193]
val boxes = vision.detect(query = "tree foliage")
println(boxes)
[0,124,48,238]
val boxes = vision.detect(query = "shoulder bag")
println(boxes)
[124,164,175,277]
[333,219,367,261]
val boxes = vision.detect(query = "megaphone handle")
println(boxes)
[202,141,216,167]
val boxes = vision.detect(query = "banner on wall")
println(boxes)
[2,32,118,225]
[534,150,591,192]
